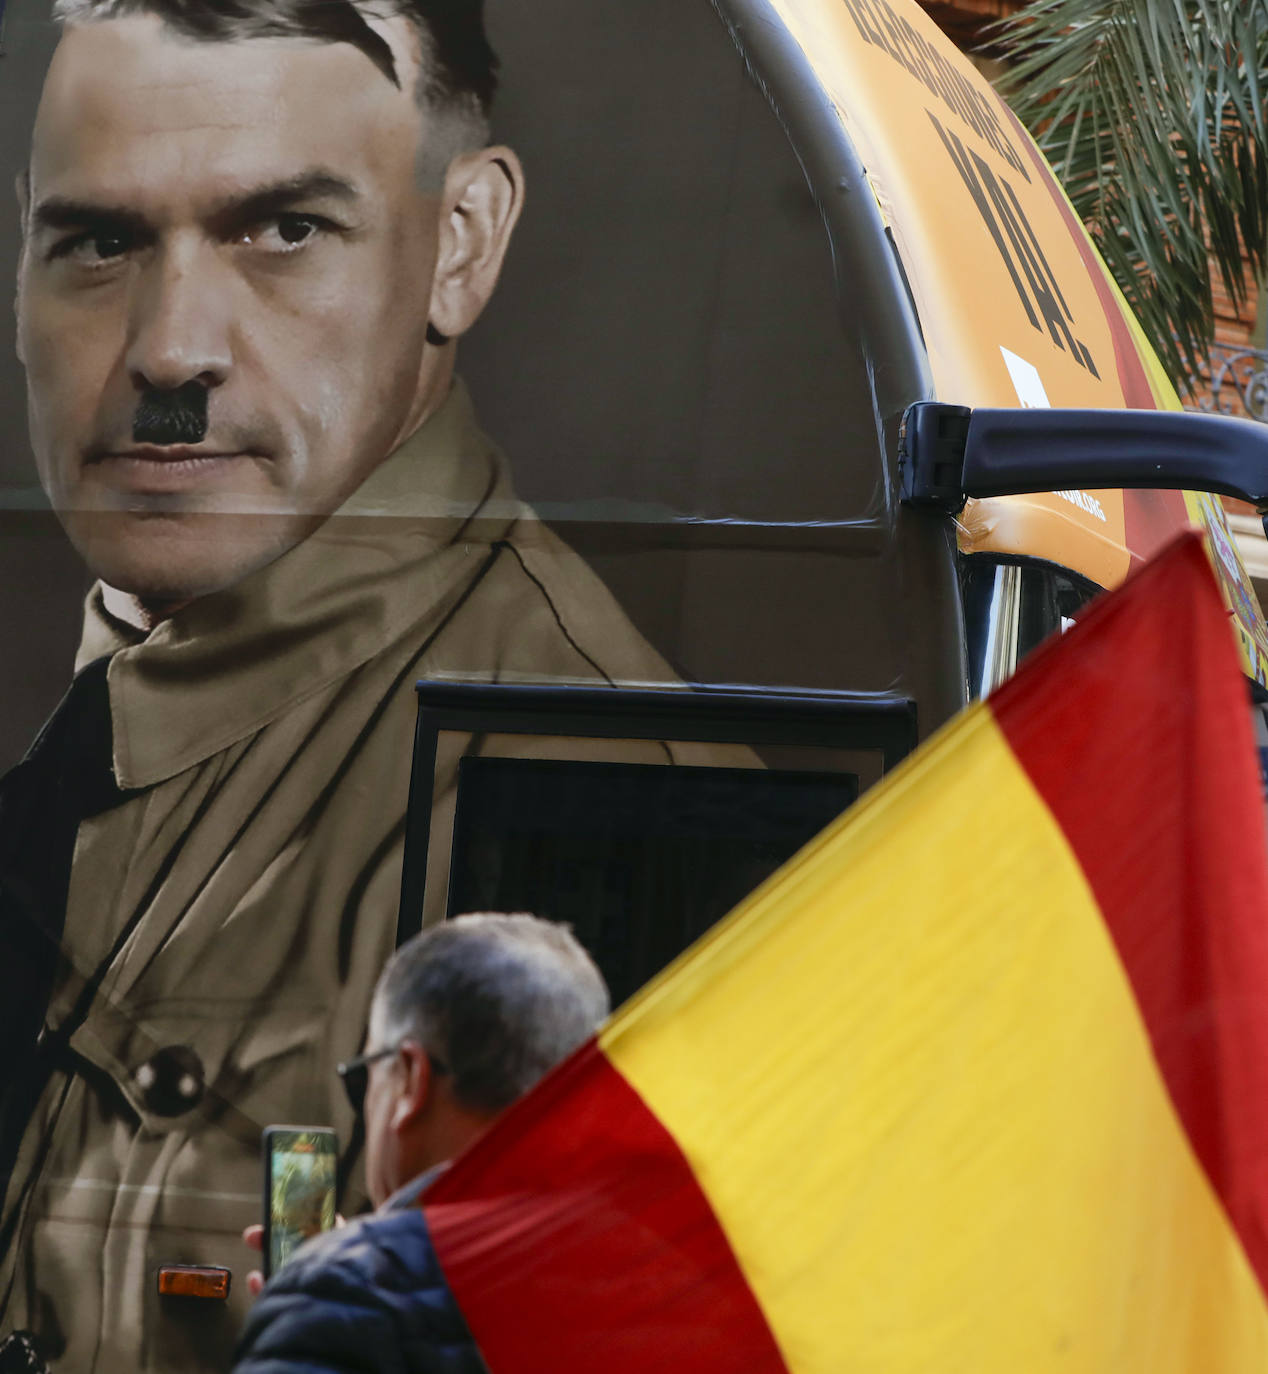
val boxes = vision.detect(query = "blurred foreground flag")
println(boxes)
[424,532,1268,1373]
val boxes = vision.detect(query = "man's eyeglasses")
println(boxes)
[335,1047,398,1115]
[335,1045,449,1115]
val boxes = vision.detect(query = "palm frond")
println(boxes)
[991,0,1268,395]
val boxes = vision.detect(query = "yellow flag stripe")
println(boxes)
[601,703,1268,1373]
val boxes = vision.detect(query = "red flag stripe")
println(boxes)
[425,1041,790,1374]
[990,533,1268,1296]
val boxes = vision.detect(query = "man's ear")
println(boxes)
[427,146,525,342]
[389,1041,436,1131]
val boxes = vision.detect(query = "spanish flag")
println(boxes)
[424,532,1268,1372]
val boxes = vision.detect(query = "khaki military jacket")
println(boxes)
[0,382,708,1372]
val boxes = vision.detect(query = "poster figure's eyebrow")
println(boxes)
[210,171,362,228]
[31,198,149,236]
[29,171,361,236]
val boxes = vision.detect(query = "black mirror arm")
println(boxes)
[899,403,1268,539]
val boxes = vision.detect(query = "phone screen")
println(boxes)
[263,1127,338,1277]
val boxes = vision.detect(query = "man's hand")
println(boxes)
[242,1224,266,1298]
[243,1216,347,1297]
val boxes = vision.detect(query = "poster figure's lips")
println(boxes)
[89,447,265,494]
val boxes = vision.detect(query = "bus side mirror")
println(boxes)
[899,402,1268,537]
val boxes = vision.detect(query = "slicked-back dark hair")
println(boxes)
[51,0,499,120]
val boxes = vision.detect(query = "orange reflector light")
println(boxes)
[157,1265,231,1300]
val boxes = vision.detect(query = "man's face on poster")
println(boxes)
[16,12,518,610]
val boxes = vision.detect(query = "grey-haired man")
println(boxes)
[233,913,610,1374]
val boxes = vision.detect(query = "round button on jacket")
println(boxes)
[133,1045,206,1117]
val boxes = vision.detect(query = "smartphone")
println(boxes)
[261,1126,338,1279]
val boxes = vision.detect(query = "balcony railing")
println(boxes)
[1188,344,1268,424]
[1183,343,1268,583]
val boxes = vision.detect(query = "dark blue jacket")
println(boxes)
[232,1198,487,1374]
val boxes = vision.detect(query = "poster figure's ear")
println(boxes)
[427,146,525,344]
[14,169,28,364]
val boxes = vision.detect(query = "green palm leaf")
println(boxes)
[992,0,1268,394]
